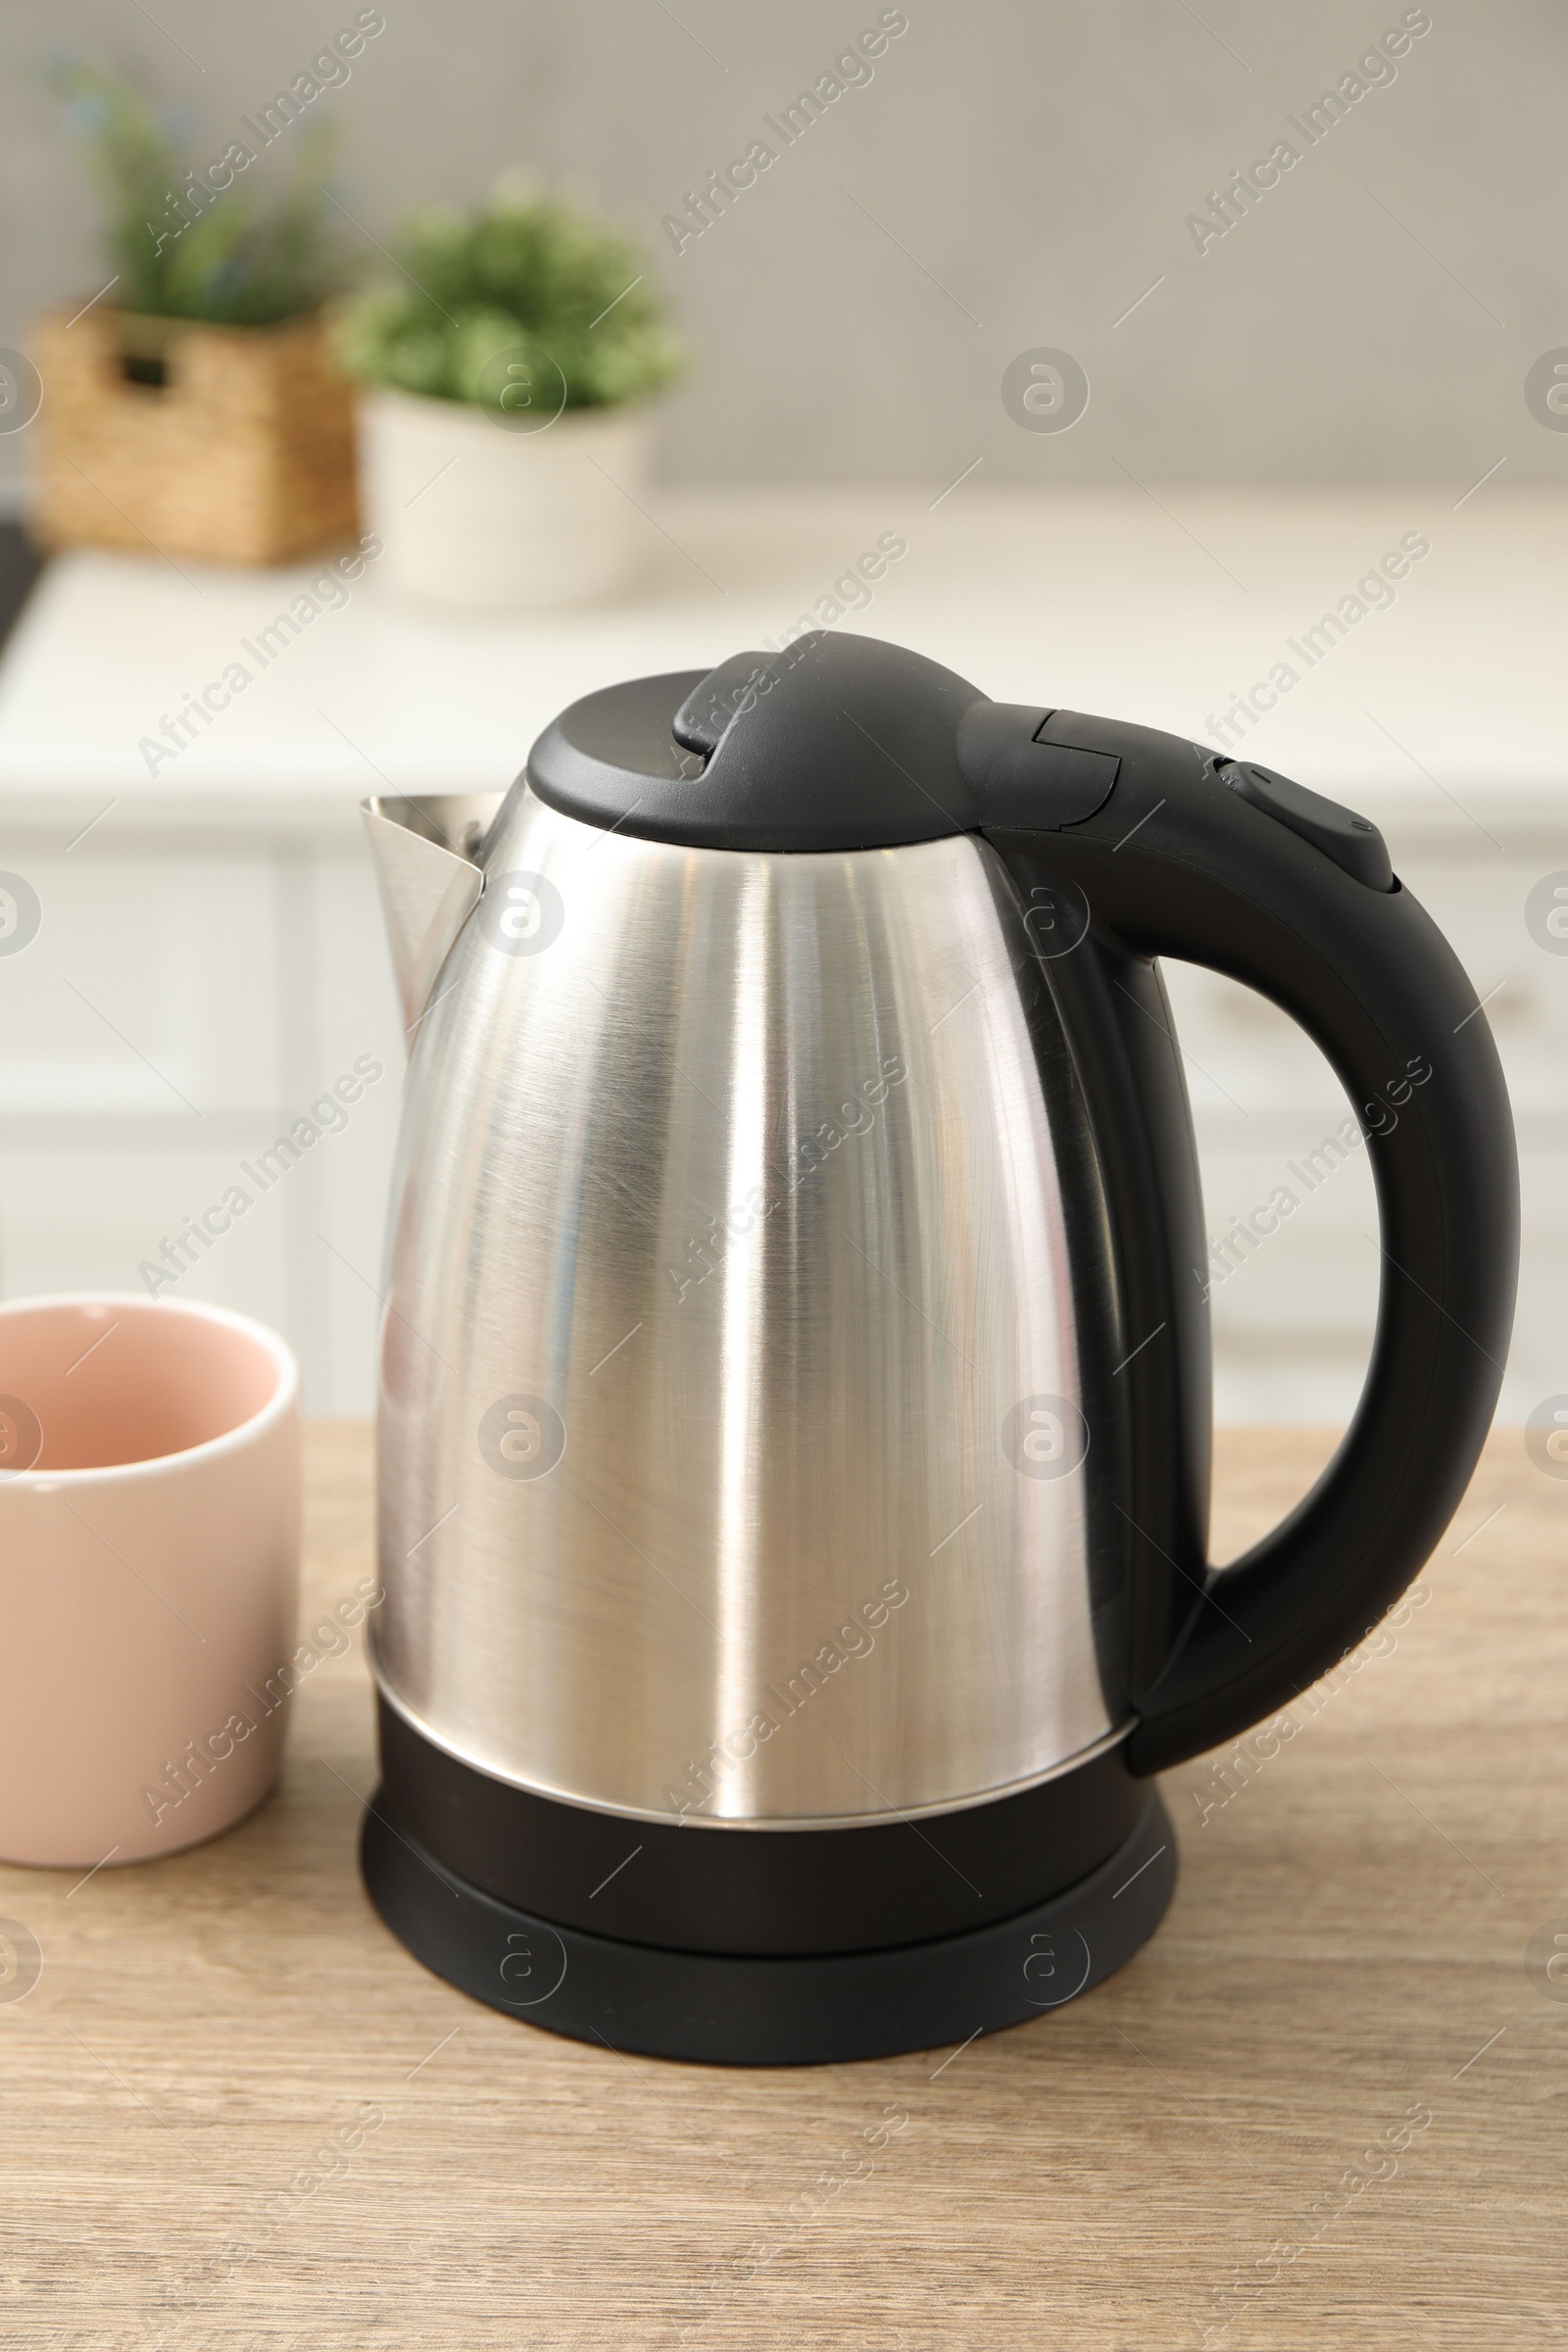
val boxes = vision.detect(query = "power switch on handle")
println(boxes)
[1218,760,1395,892]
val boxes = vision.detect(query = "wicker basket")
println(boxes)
[30,306,359,565]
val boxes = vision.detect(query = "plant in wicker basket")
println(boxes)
[33,64,359,565]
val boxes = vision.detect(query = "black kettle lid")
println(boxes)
[525,631,985,853]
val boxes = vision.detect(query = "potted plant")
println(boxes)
[34,64,357,565]
[333,186,682,607]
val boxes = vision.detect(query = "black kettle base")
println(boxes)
[360,1790,1177,2068]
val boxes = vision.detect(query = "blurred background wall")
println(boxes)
[1,0,1561,495]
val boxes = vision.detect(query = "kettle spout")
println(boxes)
[362,794,504,1038]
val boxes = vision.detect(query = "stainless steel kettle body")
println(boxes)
[360,632,1516,2065]
[376,794,1131,1829]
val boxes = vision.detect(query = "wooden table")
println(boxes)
[3,1424,1562,2350]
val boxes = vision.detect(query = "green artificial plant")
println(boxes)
[333,188,682,413]
[50,61,340,327]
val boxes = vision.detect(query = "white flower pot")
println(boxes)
[356,386,655,608]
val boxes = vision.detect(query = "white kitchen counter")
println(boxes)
[1,482,1564,822]
[1,485,1563,1417]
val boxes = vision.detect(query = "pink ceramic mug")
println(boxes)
[0,1294,300,1868]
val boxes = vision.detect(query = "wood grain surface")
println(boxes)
[1,1423,1562,2352]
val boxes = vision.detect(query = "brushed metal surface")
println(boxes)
[372,787,1128,1827]
[362,794,503,1033]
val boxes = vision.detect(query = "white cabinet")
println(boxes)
[6,814,1552,1424]
[0,825,404,1411]
[0,849,283,1113]
[0,1140,295,1330]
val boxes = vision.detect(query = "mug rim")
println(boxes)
[0,1292,299,1487]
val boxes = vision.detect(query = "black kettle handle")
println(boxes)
[966,705,1519,1775]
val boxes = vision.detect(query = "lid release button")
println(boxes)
[956,701,1121,829]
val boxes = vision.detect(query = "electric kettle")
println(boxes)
[360,631,1516,2065]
